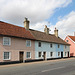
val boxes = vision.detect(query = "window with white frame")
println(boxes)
[26,40,31,47]
[26,52,31,58]
[58,52,60,56]
[4,52,11,60]
[65,45,67,49]
[58,44,60,48]
[38,42,41,47]
[38,52,42,57]
[50,44,53,48]
[50,52,53,57]
[3,37,11,45]
[65,52,67,56]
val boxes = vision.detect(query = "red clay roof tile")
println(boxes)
[69,36,75,42]
[0,21,35,40]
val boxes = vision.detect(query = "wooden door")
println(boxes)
[19,52,24,63]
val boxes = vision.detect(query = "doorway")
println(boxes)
[68,52,69,57]
[61,52,63,58]
[19,52,24,63]
[43,52,46,60]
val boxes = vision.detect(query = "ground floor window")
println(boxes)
[65,52,67,56]
[38,52,42,57]
[4,52,11,60]
[26,52,31,58]
[50,52,53,57]
[58,52,60,56]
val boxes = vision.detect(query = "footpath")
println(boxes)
[0,57,75,68]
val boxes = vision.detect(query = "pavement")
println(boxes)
[0,58,75,75]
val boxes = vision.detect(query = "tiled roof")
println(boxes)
[0,21,69,45]
[0,21,35,40]
[69,36,75,42]
[30,29,69,45]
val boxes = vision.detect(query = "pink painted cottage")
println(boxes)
[65,35,75,57]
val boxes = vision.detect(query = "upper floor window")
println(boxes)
[50,44,53,48]
[26,40,31,47]
[4,52,11,60]
[66,40,68,42]
[3,37,11,45]
[65,45,67,49]
[26,52,31,58]
[58,44,60,48]
[38,42,41,47]
[50,52,53,57]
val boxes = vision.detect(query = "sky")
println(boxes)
[0,0,75,39]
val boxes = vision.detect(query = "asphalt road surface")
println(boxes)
[0,58,75,75]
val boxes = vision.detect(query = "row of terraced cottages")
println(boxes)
[0,18,70,64]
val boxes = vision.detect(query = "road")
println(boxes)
[0,58,75,75]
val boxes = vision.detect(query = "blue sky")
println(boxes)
[47,0,75,25]
[0,0,75,39]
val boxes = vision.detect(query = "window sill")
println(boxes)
[3,59,11,61]
[26,46,31,47]
[26,57,31,59]
[3,45,11,46]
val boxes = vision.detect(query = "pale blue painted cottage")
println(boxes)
[30,26,70,60]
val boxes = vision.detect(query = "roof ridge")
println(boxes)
[29,29,54,36]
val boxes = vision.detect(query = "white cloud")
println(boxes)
[0,0,72,25]
[50,11,75,39]
[30,21,48,31]
[0,0,73,39]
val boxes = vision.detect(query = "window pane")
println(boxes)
[58,52,60,56]
[4,52,10,59]
[50,44,52,48]
[27,52,30,58]
[26,40,31,47]
[3,37,10,45]
[58,44,60,48]
[38,52,41,57]
[50,52,53,57]
[38,42,41,47]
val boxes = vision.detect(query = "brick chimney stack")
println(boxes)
[44,25,49,34]
[54,28,58,38]
[24,18,30,30]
